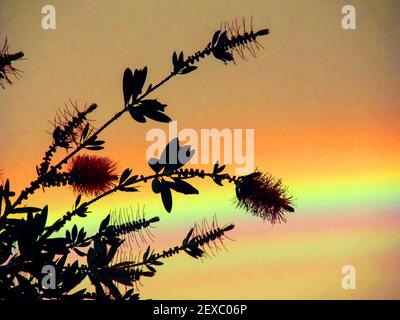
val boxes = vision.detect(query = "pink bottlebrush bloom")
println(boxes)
[67,155,118,196]
[235,171,294,224]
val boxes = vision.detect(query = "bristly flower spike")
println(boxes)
[67,154,118,196]
[0,37,24,89]
[182,16,269,67]
[108,206,158,247]
[50,100,97,147]
[235,171,294,224]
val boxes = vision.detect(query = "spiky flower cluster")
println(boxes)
[36,101,98,177]
[217,16,268,62]
[67,155,118,196]
[51,101,95,143]
[50,101,97,150]
[235,171,294,224]
[185,217,234,259]
[183,17,269,67]
[0,37,23,89]
[108,207,158,247]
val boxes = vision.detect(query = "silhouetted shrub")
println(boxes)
[0,19,294,300]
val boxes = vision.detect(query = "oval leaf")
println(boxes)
[123,68,134,106]
[161,186,172,213]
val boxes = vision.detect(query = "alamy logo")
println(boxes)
[41,265,56,289]
[146,121,255,175]
[341,5,356,30]
[41,5,56,30]
[341,265,356,290]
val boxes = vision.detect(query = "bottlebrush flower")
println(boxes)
[219,16,267,62]
[182,17,269,67]
[235,171,294,224]
[67,155,118,196]
[0,37,24,89]
[50,100,97,148]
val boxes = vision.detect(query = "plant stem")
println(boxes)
[42,169,235,239]
[114,223,234,270]
[3,72,178,222]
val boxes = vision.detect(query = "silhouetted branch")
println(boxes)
[4,19,269,215]
[0,19,295,300]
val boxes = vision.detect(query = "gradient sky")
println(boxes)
[1,0,400,299]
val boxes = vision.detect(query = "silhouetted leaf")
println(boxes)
[77,227,86,243]
[143,246,151,262]
[119,168,132,185]
[172,51,186,72]
[131,67,147,100]
[99,214,110,232]
[184,245,204,259]
[151,178,162,194]
[212,30,221,46]
[255,29,269,36]
[142,271,155,277]
[141,109,171,123]
[128,106,146,123]
[141,99,166,111]
[213,162,219,173]
[216,31,228,47]
[146,83,153,94]
[182,228,194,246]
[66,230,71,242]
[178,51,184,64]
[148,158,163,173]
[213,161,225,174]
[213,175,223,186]
[72,225,78,241]
[75,195,82,208]
[85,146,104,151]
[123,68,134,106]
[149,258,163,266]
[146,264,156,273]
[161,186,172,213]
[87,140,105,146]
[10,206,41,214]
[74,248,86,257]
[172,51,178,68]
[124,175,138,186]
[123,289,134,300]
[213,48,234,63]
[170,179,199,195]
[131,100,172,123]
[179,66,197,74]
[120,186,138,192]
[76,205,88,217]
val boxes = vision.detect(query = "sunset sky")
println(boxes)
[1,0,399,299]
